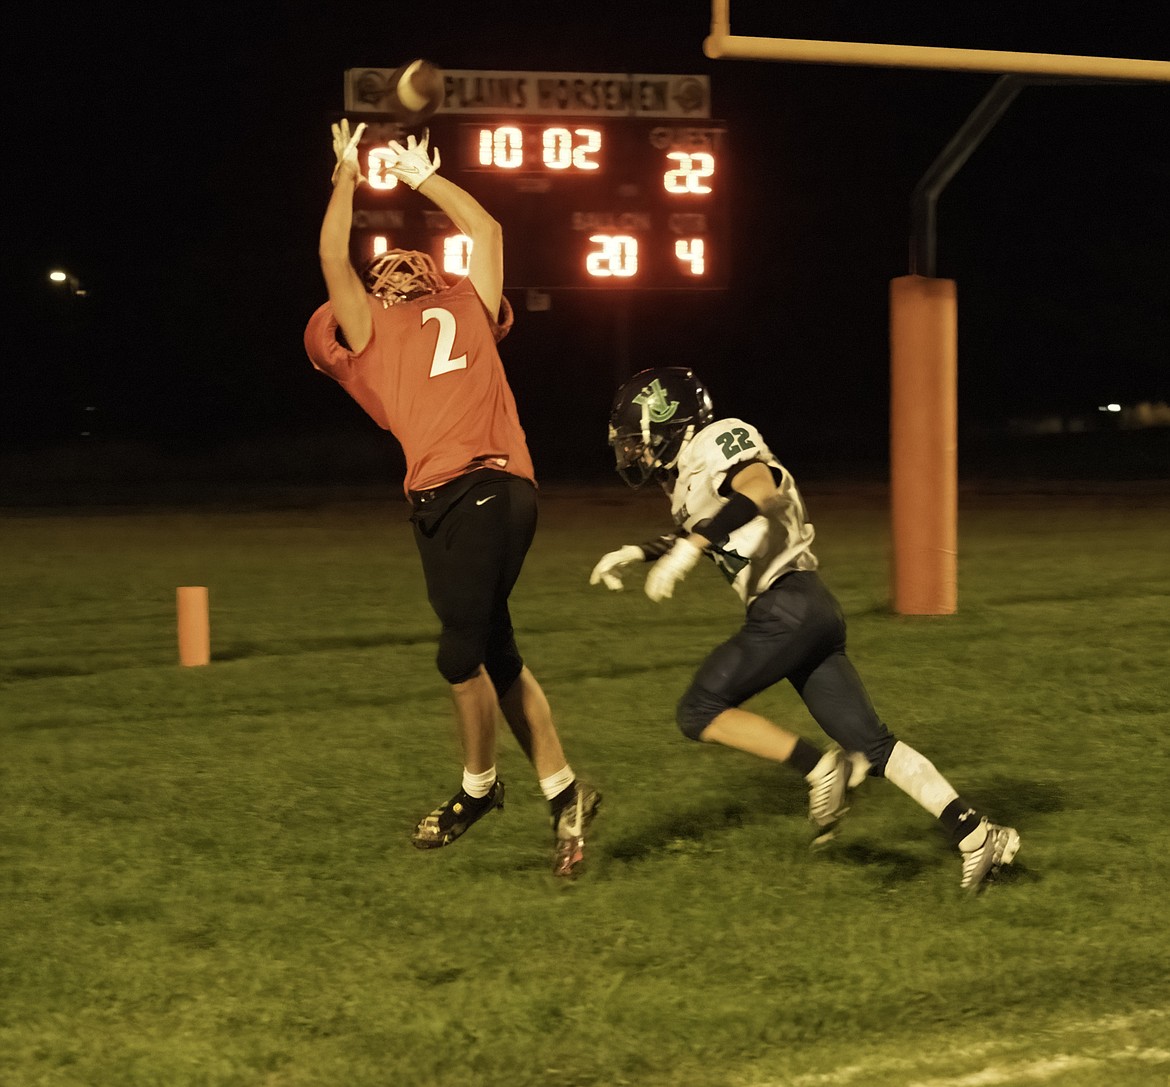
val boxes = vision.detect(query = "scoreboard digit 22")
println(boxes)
[343,68,729,291]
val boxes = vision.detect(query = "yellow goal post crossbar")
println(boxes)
[704,0,1170,81]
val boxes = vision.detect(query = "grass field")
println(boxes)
[3,481,1169,1087]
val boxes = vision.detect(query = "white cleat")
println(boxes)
[959,819,1021,892]
[807,746,855,846]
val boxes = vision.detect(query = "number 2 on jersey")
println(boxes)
[715,427,756,459]
[422,307,468,377]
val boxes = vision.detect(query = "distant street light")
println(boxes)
[47,268,95,438]
[48,268,87,297]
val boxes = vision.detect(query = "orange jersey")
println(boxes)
[304,278,535,495]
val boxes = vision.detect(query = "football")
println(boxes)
[391,59,445,126]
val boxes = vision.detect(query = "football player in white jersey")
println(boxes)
[590,367,1019,892]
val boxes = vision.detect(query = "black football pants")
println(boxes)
[411,471,536,692]
[676,570,898,774]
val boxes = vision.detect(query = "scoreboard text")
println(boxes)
[344,70,729,291]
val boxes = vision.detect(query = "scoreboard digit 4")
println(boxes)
[344,68,730,291]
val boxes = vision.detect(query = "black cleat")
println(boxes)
[411,780,505,849]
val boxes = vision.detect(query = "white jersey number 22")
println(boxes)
[422,307,468,377]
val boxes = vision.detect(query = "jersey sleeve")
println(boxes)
[490,293,514,343]
[303,299,378,381]
[453,277,514,343]
[687,419,774,482]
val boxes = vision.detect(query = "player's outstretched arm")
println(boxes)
[418,173,503,320]
[382,131,504,319]
[319,120,373,353]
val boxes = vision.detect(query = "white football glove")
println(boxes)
[330,118,367,184]
[383,130,441,189]
[645,537,703,602]
[589,545,645,592]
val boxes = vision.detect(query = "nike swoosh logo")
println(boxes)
[561,797,584,836]
[475,494,497,506]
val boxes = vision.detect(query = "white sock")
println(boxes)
[883,741,959,818]
[539,765,575,801]
[462,766,497,799]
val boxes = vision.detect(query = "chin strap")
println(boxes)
[660,425,695,473]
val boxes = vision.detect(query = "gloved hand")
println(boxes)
[645,537,703,601]
[331,118,367,184]
[383,130,441,189]
[589,545,645,591]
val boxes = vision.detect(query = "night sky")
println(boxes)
[7,2,1169,482]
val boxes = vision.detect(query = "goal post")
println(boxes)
[704,2,1170,82]
[704,1,1167,614]
[889,276,957,615]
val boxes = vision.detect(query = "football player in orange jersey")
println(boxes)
[304,120,599,876]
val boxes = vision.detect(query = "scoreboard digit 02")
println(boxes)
[343,68,729,291]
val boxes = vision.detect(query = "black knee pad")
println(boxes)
[484,643,523,697]
[436,626,485,686]
[676,684,729,742]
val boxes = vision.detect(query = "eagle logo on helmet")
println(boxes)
[631,378,680,425]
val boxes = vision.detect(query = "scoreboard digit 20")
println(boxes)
[343,68,729,291]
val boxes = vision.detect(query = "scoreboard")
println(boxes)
[343,69,729,292]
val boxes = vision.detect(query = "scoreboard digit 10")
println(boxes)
[343,68,729,292]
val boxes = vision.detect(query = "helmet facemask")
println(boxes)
[609,415,694,488]
[362,249,448,307]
